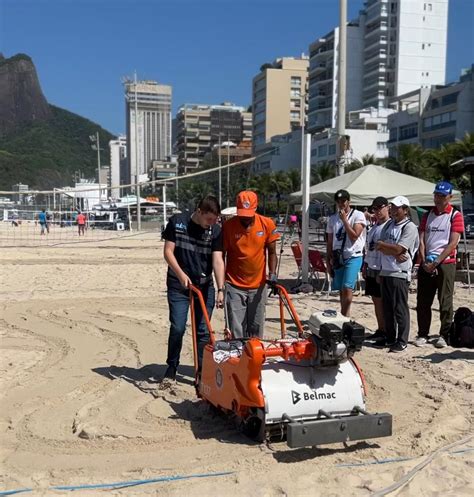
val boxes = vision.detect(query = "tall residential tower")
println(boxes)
[124,80,172,185]
[307,0,449,133]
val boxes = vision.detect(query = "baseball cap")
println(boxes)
[390,195,410,208]
[433,180,453,196]
[370,196,388,211]
[236,191,258,217]
[334,189,350,202]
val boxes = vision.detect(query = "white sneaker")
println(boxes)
[415,336,428,347]
[434,337,448,349]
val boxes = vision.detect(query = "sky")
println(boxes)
[1,0,473,135]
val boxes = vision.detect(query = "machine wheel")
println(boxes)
[240,408,266,442]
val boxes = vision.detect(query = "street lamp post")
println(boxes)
[89,131,103,202]
[336,0,347,176]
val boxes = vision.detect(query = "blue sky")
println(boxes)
[1,0,473,135]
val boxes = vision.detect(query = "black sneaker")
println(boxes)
[369,329,386,342]
[389,342,407,353]
[374,337,396,348]
[163,366,177,380]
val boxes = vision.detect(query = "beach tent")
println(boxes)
[290,164,462,206]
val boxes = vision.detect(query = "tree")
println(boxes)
[347,153,384,172]
[386,144,432,180]
[311,162,336,184]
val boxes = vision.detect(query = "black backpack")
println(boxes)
[448,307,474,348]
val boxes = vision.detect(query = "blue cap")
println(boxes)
[434,181,453,196]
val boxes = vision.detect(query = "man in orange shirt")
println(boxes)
[223,191,280,338]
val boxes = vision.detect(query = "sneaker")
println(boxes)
[434,337,448,349]
[374,338,396,348]
[163,366,177,381]
[414,336,428,347]
[370,329,386,342]
[389,342,407,353]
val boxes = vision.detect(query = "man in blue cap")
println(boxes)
[415,181,464,348]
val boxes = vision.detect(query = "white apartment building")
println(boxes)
[125,81,172,186]
[109,136,127,198]
[311,107,393,166]
[307,0,449,133]
[387,65,474,156]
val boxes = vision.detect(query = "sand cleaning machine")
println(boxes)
[189,284,392,448]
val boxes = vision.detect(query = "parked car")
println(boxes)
[464,213,474,239]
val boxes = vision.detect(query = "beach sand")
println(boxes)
[0,233,472,496]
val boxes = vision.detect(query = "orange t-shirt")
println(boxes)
[223,214,280,289]
[77,214,86,225]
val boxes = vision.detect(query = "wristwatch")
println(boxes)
[217,288,225,293]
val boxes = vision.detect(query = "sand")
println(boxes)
[0,233,472,496]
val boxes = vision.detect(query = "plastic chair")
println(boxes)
[290,241,316,286]
[290,241,303,285]
[308,249,331,293]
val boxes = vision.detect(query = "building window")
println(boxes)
[399,123,418,141]
[290,111,301,121]
[328,144,336,155]
[318,144,328,157]
[441,92,459,106]
[291,76,301,86]
[290,89,301,98]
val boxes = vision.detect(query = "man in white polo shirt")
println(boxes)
[415,181,464,348]
[326,189,366,317]
[376,196,419,352]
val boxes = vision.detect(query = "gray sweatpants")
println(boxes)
[225,283,267,338]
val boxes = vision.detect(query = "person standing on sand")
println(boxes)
[76,211,86,236]
[162,195,225,382]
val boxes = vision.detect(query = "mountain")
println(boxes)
[0,53,115,191]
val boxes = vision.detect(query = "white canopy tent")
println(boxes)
[290,165,462,205]
[290,165,470,290]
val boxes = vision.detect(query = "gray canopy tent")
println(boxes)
[290,165,470,289]
[290,165,462,205]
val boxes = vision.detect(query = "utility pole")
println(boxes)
[226,132,230,208]
[134,71,141,230]
[218,134,222,207]
[96,131,101,196]
[336,0,347,176]
[301,133,311,285]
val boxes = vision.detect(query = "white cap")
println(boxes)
[390,195,410,207]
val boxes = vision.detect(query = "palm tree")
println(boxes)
[386,144,432,180]
[311,162,336,184]
[347,153,384,172]
[248,172,274,214]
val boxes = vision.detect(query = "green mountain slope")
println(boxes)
[0,105,115,191]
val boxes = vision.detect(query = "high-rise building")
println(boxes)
[176,102,250,174]
[308,22,365,132]
[307,0,449,133]
[362,0,448,108]
[252,56,309,153]
[125,80,172,185]
[109,136,127,198]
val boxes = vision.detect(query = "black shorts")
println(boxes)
[365,275,381,298]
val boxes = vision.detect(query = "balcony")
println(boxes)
[364,49,387,66]
[309,62,327,74]
[365,21,388,38]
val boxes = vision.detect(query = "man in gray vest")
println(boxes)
[376,196,419,352]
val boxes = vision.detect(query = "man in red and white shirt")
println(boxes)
[415,181,464,348]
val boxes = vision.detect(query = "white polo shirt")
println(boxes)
[327,208,367,260]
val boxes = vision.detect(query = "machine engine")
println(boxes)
[308,310,365,366]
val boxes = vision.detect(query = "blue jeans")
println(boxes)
[166,285,215,370]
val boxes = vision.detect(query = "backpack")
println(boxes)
[448,307,474,348]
